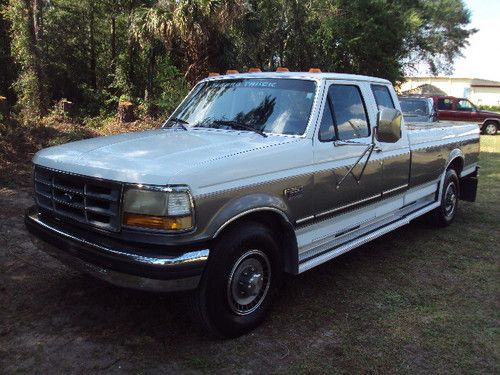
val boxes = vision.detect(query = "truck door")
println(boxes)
[371,84,411,196]
[454,99,476,122]
[313,82,382,217]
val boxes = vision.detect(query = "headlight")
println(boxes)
[122,186,194,231]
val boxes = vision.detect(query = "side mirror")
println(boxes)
[377,108,402,143]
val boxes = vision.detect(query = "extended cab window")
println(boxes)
[437,98,453,110]
[371,84,395,109]
[457,99,476,111]
[319,85,369,141]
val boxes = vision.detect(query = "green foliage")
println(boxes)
[5,0,49,121]
[152,59,190,113]
[2,0,476,121]
[77,83,117,117]
[0,0,15,103]
[233,0,475,82]
[407,0,477,75]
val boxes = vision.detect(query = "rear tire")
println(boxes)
[428,169,459,227]
[188,221,283,338]
[482,121,498,135]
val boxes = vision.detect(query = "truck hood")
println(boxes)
[33,129,300,185]
[478,110,500,118]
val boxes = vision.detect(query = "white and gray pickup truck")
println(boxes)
[26,72,480,337]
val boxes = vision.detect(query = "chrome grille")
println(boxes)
[34,166,122,232]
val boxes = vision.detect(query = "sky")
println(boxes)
[451,0,500,81]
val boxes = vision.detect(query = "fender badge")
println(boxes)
[284,186,304,199]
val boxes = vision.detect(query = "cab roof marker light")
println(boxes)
[208,72,220,77]
[309,68,322,73]
[226,69,239,74]
[248,68,262,73]
[276,67,289,72]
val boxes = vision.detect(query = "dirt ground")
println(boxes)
[0,137,498,374]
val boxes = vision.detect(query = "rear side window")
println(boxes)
[437,98,453,110]
[371,84,395,110]
[457,99,475,111]
[318,85,370,141]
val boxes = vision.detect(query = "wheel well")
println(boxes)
[447,157,464,175]
[483,120,499,131]
[484,119,499,125]
[214,210,298,274]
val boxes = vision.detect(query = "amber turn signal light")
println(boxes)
[123,213,193,231]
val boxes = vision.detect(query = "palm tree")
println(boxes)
[173,0,245,82]
[132,0,245,87]
[131,1,175,112]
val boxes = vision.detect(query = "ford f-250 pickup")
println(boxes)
[25,71,480,338]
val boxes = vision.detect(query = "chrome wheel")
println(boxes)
[484,123,497,135]
[444,182,457,218]
[227,249,271,316]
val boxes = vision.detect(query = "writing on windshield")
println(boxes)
[166,79,317,136]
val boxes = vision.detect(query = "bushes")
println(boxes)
[0,114,161,187]
[478,105,500,113]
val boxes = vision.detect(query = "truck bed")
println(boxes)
[406,121,480,188]
[407,121,479,147]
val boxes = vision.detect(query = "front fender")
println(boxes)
[481,118,500,126]
[205,192,293,238]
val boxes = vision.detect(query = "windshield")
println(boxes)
[399,98,430,116]
[165,78,317,136]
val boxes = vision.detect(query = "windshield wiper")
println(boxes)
[213,120,267,138]
[169,117,189,131]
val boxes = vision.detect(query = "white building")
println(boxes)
[400,77,500,107]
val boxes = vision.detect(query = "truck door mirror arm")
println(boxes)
[332,127,380,189]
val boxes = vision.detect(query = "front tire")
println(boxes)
[189,221,283,338]
[483,121,498,135]
[428,169,459,227]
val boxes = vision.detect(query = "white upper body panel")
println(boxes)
[407,121,479,147]
[32,72,477,195]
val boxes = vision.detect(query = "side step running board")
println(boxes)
[298,201,440,273]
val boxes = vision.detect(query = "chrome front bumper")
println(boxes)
[25,207,209,292]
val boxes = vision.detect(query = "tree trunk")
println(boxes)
[144,45,156,116]
[0,5,14,102]
[110,15,116,73]
[24,0,47,116]
[126,4,135,95]
[89,6,97,89]
[118,101,135,123]
[32,0,43,44]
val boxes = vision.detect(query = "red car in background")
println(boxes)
[431,96,499,135]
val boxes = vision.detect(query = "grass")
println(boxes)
[275,135,500,374]
[0,136,498,375]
